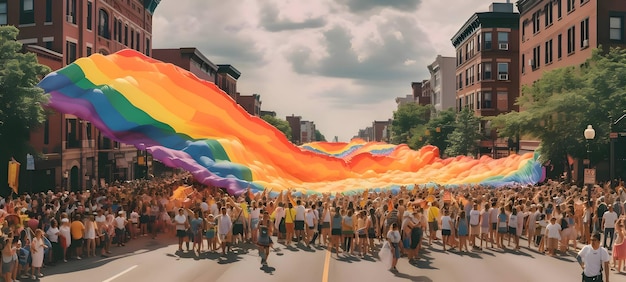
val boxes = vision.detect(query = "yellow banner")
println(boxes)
[8,160,20,194]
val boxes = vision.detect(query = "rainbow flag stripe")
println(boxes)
[38,50,543,195]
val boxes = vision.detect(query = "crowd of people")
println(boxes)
[0,172,625,281]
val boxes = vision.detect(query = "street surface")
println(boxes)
[19,236,626,282]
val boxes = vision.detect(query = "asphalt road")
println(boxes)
[14,235,626,282]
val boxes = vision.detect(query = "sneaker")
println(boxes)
[38,273,44,277]
[31,275,36,279]
[76,256,82,260]
[63,259,67,263]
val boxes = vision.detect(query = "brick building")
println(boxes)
[451,2,520,158]
[517,0,626,87]
[6,0,159,192]
[152,47,218,84]
[286,115,302,144]
[217,65,241,101]
[427,55,457,112]
[237,93,262,116]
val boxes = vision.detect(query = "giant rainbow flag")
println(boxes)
[38,50,543,196]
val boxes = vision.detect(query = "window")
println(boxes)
[545,39,553,64]
[533,11,540,33]
[66,0,76,24]
[581,18,589,48]
[145,38,150,56]
[483,92,492,109]
[45,0,52,22]
[497,92,509,111]
[43,120,49,145]
[117,20,122,43]
[477,91,481,109]
[522,20,526,41]
[113,19,117,40]
[86,46,92,56]
[610,17,622,40]
[0,0,6,25]
[20,0,35,24]
[497,63,508,80]
[477,35,481,52]
[124,24,128,45]
[557,0,562,19]
[483,63,492,80]
[458,73,463,89]
[567,26,575,54]
[465,69,469,86]
[98,9,110,39]
[484,32,492,50]
[521,54,525,74]
[45,41,52,50]
[498,32,508,49]
[557,34,563,59]
[567,0,574,13]
[532,46,540,69]
[477,64,481,82]
[544,3,553,27]
[87,2,93,30]
[131,29,135,48]
[136,32,140,51]
[66,41,77,65]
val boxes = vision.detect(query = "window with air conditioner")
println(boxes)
[580,18,589,48]
[497,63,508,80]
[66,0,76,24]
[498,32,508,50]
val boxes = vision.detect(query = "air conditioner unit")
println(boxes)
[66,15,73,22]
[498,74,509,80]
[582,39,589,48]
[528,59,535,67]
[499,43,509,50]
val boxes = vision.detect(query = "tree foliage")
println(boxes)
[314,129,326,142]
[261,115,292,141]
[0,26,51,194]
[445,107,481,157]
[390,103,431,144]
[491,47,626,175]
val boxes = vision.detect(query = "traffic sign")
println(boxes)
[584,168,596,185]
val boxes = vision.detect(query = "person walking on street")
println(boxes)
[602,205,618,250]
[577,232,610,282]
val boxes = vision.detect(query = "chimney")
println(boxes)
[489,2,514,13]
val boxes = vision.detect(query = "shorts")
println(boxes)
[342,230,354,236]
[2,260,13,274]
[481,226,489,234]
[295,220,305,231]
[428,221,438,232]
[176,230,187,238]
[233,223,244,236]
[491,223,497,230]
[403,238,410,249]
[508,227,517,235]
[547,237,558,249]
[470,225,480,235]
[205,229,215,239]
[498,227,507,234]
[72,237,83,247]
[286,223,295,234]
[442,229,451,236]
[322,222,330,229]
[250,218,259,230]
[140,215,149,224]
[391,242,400,259]
[331,228,342,236]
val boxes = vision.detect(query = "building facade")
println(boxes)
[152,47,218,83]
[300,121,316,143]
[517,0,626,88]
[217,65,241,101]
[286,115,302,144]
[451,2,520,158]
[427,55,457,112]
[412,81,432,106]
[237,93,262,116]
[7,0,159,192]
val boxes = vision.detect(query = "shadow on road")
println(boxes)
[391,269,433,282]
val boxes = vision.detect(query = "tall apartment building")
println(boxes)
[6,0,159,192]
[518,0,626,87]
[286,115,302,144]
[300,121,316,143]
[412,81,432,106]
[451,2,520,158]
[427,55,456,112]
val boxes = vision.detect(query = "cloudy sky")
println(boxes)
[152,0,511,142]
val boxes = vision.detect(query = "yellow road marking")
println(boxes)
[322,250,331,282]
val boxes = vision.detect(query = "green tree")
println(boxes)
[424,109,456,155]
[0,26,51,195]
[445,107,481,157]
[314,129,326,142]
[261,115,292,141]
[491,48,626,180]
[390,103,431,144]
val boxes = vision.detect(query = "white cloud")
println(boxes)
[152,0,501,142]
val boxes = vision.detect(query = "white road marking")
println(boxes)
[102,265,138,282]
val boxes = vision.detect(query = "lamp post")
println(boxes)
[584,124,595,234]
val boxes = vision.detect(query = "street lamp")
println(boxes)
[584,124,595,235]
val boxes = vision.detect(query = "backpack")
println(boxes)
[560,218,568,229]
[258,226,270,246]
[614,202,622,216]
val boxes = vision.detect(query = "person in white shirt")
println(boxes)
[545,217,561,256]
[114,211,128,247]
[602,205,618,250]
[216,207,232,255]
[295,200,306,243]
[440,209,453,252]
[304,208,317,248]
[469,204,481,249]
[130,209,139,239]
[173,208,189,252]
[387,222,401,271]
[577,232,610,282]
